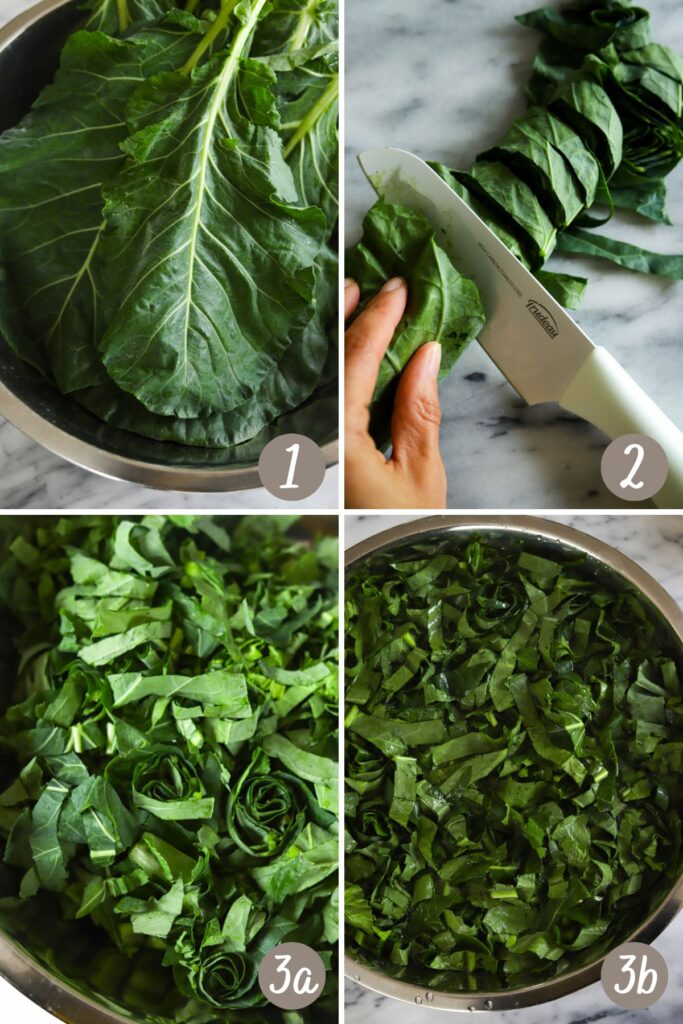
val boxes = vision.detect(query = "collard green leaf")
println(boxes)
[253,0,338,57]
[266,43,340,222]
[550,79,624,175]
[517,107,602,207]
[81,0,178,34]
[621,42,683,85]
[557,225,683,277]
[534,269,588,308]
[517,2,651,54]
[75,248,335,448]
[610,181,671,223]
[29,780,69,890]
[96,5,326,418]
[108,670,250,711]
[455,161,557,266]
[586,50,683,184]
[0,20,203,392]
[346,199,485,446]
[480,120,584,228]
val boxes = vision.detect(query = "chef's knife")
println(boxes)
[358,147,683,508]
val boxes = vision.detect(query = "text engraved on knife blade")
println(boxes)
[526,300,559,339]
[477,241,522,298]
[476,241,562,341]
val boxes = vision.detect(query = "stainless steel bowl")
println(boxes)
[345,515,683,1012]
[0,0,338,492]
[0,935,138,1024]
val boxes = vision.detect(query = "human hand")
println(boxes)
[345,277,447,509]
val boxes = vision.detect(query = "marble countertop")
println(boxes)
[346,0,683,509]
[0,976,56,1024]
[344,513,683,1024]
[0,0,338,511]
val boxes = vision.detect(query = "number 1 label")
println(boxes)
[280,443,301,490]
[258,435,326,502]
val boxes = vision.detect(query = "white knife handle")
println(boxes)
[559,347,683,509]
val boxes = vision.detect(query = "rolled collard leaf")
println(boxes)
[455,160,558,265]
[550,78,623,174]
[479,119,584,228]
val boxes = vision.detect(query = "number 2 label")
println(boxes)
[620,442,645,491]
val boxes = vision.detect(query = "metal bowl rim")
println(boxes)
[0,931,138,1024]
[344,514,683,1011]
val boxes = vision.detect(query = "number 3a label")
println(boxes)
[258,941,326,1010]
[269,953,320,997]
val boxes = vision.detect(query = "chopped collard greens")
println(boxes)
[0,0,338,452]
[345,531,683,991]
[347,0,683,444]
[0,515,338,1023]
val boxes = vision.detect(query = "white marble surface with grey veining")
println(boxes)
[0,0,338,511]
[344,513,683,1023]
[346,0,683,509]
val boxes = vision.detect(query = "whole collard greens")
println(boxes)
[0,515,338,1023]
[0,0,338,450]
[347,0,683,444]
[345,532,683,990]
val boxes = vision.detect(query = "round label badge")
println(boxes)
[258,942,326,1010]
[601,434,668,502]
[258,434,326,501]
[601,942,668,1009]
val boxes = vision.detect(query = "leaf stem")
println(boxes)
[185,0,200,11]
[284,73,338,159]
[182,0,240,75]
[116,0,131,33]
[289,0,322,51]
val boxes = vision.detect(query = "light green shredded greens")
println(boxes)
[0,515,338,1023]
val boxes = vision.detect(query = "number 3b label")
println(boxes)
[601,942,668,1008]
[258,942,326,1010]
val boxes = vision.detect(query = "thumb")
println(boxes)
[391,342,443,466]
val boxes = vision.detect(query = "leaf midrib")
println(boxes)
[179,0,269,393]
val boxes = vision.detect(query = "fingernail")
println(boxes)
[344,278,356,290]
[381,276,406,293]
[423,342,442,375]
